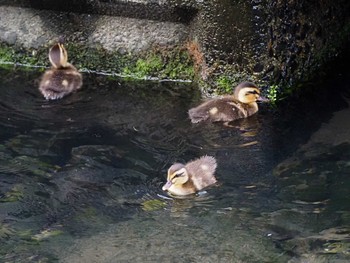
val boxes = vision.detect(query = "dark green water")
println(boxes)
[0,68,349,262]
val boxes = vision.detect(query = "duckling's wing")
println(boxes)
[188,100,212,123]
[188,97,230,123]
[189,96,248,123]
[185,155,217,190]
[224,99,250,118]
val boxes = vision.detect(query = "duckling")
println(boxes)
[188,81,268,123]
[162,155,217,196]
[39,42,82,100]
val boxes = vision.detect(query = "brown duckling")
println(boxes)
[162,155,217,196]
[39,42,82,100]
[188,81,268,123]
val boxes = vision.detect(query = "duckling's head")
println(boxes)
[162,163,189,191]
[234,82,266,104]
[49,43,68,69]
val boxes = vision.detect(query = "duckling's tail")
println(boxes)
[188,108,208,123]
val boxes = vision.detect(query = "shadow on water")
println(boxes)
[0,66,350,262]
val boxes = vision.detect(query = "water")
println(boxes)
[0,67,349,262]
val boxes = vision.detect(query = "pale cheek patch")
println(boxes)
[209,107,218,115]
[45,80,50,86]
[62,79,68,87]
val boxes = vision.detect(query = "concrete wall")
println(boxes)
[0,0,350,98]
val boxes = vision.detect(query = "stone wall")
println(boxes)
[187,0,350,95]
[0,0,349,99]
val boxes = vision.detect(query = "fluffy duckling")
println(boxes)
[162,155,217,196]
[188,81,267,123]
[39,42,82,100]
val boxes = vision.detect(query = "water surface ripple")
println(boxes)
[0,68,349,262]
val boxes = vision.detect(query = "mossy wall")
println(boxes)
[0,1,350,102]
[185,0,350,100]
[0,42,195,81]
[0,4,194,81]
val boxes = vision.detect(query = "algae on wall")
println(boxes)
[1,1,350,102]
[0,4,194,80]
[184,0,350,101]
[0,42,195,81]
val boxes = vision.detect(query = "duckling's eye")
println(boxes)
[246,90,259,95]
[173,172,184,179]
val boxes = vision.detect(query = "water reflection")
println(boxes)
[0,68,349,262]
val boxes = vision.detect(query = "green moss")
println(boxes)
[0,42,195,81]
[0,43,47,67]
[123,54,163,78]
[163,49,195,80]
[0,45,14,62]
[141,199,166,211]
[216,75,234,93]
[164,59,194,80]
[267,85,278,105]
[211,73,245,95]
[0,223,15,239]
[138,55,163,74]
[0,186,23,203]
[123,48,195,80]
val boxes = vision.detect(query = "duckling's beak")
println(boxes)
[162,181,172,191]
[257,95,269,102]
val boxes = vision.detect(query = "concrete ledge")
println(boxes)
[1,1,350,100]
[0,6,188,53]
[0,0,198,23]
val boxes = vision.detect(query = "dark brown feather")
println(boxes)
[39,65,82,100]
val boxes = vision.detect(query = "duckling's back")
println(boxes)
[185,155,217,190]
[39,66,82,100]
[188,96,249,123]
